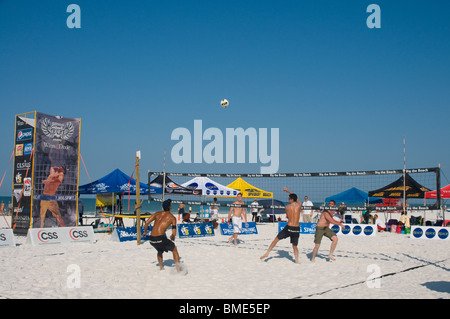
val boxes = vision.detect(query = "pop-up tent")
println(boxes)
[226,177,273,199]
[368,173,431,198]
[325,187,382,204]
[149,174,202,196]
[425,184,450,199]
[79,169,149,195]
[181,176,239,197]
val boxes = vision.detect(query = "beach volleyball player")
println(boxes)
[227,193,248,246]
[311,200,344,262]
[260,193,301,264]
[142,199,181,272]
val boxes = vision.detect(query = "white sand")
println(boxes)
[0,217,449,299]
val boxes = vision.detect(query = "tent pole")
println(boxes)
[136,153,141,246]
[437,164,442,222]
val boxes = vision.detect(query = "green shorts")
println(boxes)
[314,226,337,244]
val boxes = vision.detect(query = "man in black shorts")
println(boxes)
[142,199,181,272]
[260,193,301,264]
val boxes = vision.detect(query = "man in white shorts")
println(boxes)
[302,196,314,223]
[227,193,248,246]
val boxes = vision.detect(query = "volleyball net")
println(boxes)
[148,167,441,213]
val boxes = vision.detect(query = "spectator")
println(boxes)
[373,214,386,232]
[302,196,313,223]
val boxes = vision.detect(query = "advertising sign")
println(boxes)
[26,227,95,245]
[278,222,316,235]
[220,221,258,236]
[411,226,450,240]
[330,224,377,237]
[178,223,215,238]
[12,113,36,235]
[0,229,16,247]
[32,113,81,229]
[111,226,153,242]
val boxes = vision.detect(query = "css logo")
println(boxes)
[38,230,59,243]
[438,229,449,240]
[352,225,362,235]
[69,229,88,241]
[425,228,436,239]
[413,228,423,239]
[364,226,374,236]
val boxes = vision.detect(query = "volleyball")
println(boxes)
[220,99,229,108]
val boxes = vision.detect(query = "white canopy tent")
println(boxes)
[181,177,239,198]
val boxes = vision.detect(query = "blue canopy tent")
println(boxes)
[79,169,149,195]
[325,187,382,204]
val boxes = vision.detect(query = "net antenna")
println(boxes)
[403,136,406,214]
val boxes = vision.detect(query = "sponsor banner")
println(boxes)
[32,113,81,229]
[278,222,316,234]
[153,167,437,178]
[26,226,95,245]
[329,224,377,237]
[410,226,450,240]
[12,114,36,235]
[178,223,215,238]
[0,229,16,247]
[111,226,152,242]
[220,222,258,236]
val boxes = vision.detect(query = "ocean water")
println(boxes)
[0,195,239,217]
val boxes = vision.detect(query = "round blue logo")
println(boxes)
[331,225,340,234]
[438,229,449,240]
[364,226,374,236]
[413,228,423,238]
[425,228,436,239]
[342,225,351,235]
[352,225,362,235]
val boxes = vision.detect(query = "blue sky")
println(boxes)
[0,0,449,194]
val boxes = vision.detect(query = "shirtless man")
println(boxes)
[311,200,344,262]
[227,193,248,246]
[142,199,181,272]
[260,193,301,263]
[40,166,66,228]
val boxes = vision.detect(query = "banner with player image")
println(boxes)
[31,112,81,229]
[12,113,36,235]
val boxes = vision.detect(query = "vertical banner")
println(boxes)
[12,113,36,235]
[32,113,81,229]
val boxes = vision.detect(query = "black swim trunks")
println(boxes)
[277,225,300,246]
[149,235,175,254]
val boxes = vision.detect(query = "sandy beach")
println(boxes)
[0,216,449,300]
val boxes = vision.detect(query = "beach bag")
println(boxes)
[396,225,401,233]
[391,225,397,233]
[405,228,411,234]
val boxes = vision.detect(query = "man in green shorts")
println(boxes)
[311,200,344,262]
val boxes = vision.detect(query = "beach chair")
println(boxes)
[385,219,397,232]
